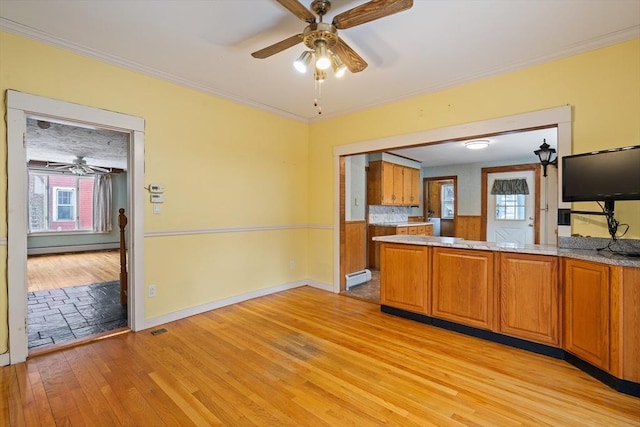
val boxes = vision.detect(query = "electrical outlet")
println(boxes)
[289,260,295,270]
[148,284,157,298]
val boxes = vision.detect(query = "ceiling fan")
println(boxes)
[46,156,111,175]
[251,0,414,74]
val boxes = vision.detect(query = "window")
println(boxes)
[441,183,455,219]
[28,172,95,233]
[54,188,75,221]
[495,194,526,220]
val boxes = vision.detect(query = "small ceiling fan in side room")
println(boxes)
[46,156,111,175]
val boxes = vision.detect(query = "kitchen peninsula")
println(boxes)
[373,234,640,396]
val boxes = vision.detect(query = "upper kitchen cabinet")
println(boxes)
[368,160,421,206]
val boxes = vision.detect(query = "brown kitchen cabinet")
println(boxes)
[432,247,495,330]
[369,223,433,269]
[499,253,559,346]
[563,258,610,371]
[367,160,420,206]
[380,243,429,314]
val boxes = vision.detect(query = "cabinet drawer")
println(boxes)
[408,226,418,235]
[396,227,408,235]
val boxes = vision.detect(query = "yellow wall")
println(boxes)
[0,31,309,353]
[308,38,640,282]
[1,31,639,356]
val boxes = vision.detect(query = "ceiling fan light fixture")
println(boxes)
[465,140,490,150]
[294,51,313,73]
[314,40,331,70]
[332,54,347,78]
[314,69,327,82]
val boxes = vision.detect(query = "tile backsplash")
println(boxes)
[369,205,412,224]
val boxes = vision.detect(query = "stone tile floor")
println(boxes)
[341,270,380,304]
[28,280,127,349]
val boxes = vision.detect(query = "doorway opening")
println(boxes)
[334,106,572,294]
[25,119,130,352]
[423,176,457,237]
[7,90,146,364]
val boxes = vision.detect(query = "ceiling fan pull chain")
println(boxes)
[314,76,323,114]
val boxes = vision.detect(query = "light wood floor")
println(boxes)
[2,286,639,426]
[27,251,120,292]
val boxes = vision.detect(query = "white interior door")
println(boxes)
[486,170,535,245]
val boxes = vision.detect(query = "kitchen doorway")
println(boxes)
[423,176,457,237]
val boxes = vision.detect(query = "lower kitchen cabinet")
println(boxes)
[499,253,559,346]
[563,258,610,371]
[380,243,429,314]
[432,247,495,330]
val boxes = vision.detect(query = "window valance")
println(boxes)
[490,178,529,195]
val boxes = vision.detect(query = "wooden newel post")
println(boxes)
[119,208,128,306]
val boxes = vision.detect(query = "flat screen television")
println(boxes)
[562,145,640,204]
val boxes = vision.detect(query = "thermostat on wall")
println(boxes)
[150,194,165,203]
[149,184,165,193]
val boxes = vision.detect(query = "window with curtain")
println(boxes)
[491,178,528,221]
[28,171,112,233]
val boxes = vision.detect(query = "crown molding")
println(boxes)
[310,26,640,123]
[2,18,637,125]
[0,18,309,123]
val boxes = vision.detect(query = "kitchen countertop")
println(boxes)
[372,234,640,267]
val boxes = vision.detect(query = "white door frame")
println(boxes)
[7,90,145,364]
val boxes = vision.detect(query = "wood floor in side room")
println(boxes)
[3,286,639,426]
[27,250,120,292]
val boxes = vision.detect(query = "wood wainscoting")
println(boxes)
[344,220,366,276]
[456,215,482,240]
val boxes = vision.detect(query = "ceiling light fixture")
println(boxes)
[465,140,490,150]
[294,51,313,73]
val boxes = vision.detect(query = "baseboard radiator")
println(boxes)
[345,269,372,290]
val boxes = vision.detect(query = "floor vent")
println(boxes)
[151,328,168,336]
[345,269,372,290]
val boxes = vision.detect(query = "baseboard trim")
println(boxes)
[381,305,640,398]
[144,279,332,330]
[0,352,10,366]
[27,242,119,255]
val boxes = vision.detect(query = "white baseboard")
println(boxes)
[0,352,10,367]
[144,279,333,330]
[28,242,120,255]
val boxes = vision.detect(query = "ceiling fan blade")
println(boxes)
[275,0,316,23]
[90,165,110,173]
[331,37,368,73]
[251,34,304,59]
[332,0,413,30]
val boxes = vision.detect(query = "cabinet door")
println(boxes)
[382,162,396,205]
[499,253,559,346]
[392,163,404,205]
[432,248,495,330]
[410,168,421,206]
[402,166,412,205]
[380,243,429,314]
[564,258,610,370]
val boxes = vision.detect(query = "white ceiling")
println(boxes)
[1,0,638,123]
[391,127,557,167]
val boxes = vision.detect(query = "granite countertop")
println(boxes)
[369,222,433,227]
[372,234,640,267]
